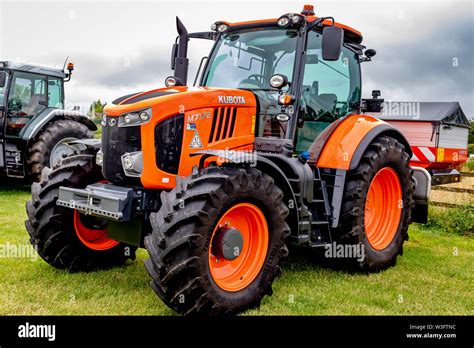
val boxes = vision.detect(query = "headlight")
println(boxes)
[96,150,103,166]
[121,151,143,177]
[292,15,302,24]
[275,113,290,122]
[118,108,152,128]
[217,23,229,32]
[123,156,133,169]
[139,111,149,121]
[269,74,288,89]
[277,13,304,27]
[165,76,177,87]
[277,16,290,27]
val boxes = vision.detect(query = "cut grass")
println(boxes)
[0,185,472,315]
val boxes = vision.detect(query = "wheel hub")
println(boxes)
[364,167,403,250]
[211,227,244,261]
[50,137,86,168]
[208,203,269,292]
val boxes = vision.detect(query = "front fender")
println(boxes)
[316,114,412,170]
[21,109,97,142]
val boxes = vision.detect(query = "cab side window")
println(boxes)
[301,31,361,121]
[6,72,47,136]
[48,78,63,108]
[295,31,361,153]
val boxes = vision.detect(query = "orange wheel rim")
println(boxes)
[364,167,403,250]
[74,210,119,251]
[208,203,269,292]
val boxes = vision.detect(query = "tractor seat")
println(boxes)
[21,94,46,115]
[316,93,337,111]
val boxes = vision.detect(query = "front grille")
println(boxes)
[208,107,237,143]
[102,116,141,185]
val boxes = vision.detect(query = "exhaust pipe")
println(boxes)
[174,17,189,85]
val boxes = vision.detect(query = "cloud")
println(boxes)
[363,15,474,117]
[1,0,472,117]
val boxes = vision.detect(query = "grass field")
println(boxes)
[0,184,473,315]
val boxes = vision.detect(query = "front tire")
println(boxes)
[333,135,414,271]
[27,119,93,182]
[25,153,136,272]
[144,166,290,315]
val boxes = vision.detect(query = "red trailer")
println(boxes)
[378,102,470,185]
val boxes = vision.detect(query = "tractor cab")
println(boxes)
[199,23,362,152]
[0,61,72,137]
[0,61,95,180]
[167,5,371,156]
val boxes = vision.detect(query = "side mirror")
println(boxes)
[365,49,376,58]
[0,71,7,88]
[321,26,344,61]
[170,43,178,70]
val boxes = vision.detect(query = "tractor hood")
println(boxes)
[101,85,258,190]
[103,86,257,117]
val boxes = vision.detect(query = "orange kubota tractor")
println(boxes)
[26,5,431,315]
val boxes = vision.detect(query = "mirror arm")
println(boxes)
[307,16,334,32]
[188,31,216,40]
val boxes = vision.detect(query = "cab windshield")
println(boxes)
[202,28,298,137]
[202,28,298,90]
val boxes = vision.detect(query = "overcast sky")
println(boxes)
[0,0,473,117]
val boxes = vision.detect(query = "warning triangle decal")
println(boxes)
[189,130,203,149]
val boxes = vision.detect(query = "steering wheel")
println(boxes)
[247,74,262,84]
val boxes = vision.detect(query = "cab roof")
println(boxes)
[0,61,66,78]
[219,16,363,44]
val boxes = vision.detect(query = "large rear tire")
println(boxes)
[25,153,136,272]
[27,119,93,182]
[333,135,414,271]
[144,166,290,315]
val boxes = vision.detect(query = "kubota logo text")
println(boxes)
[218,95,246,104]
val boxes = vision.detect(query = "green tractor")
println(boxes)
[0,61,96,182]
